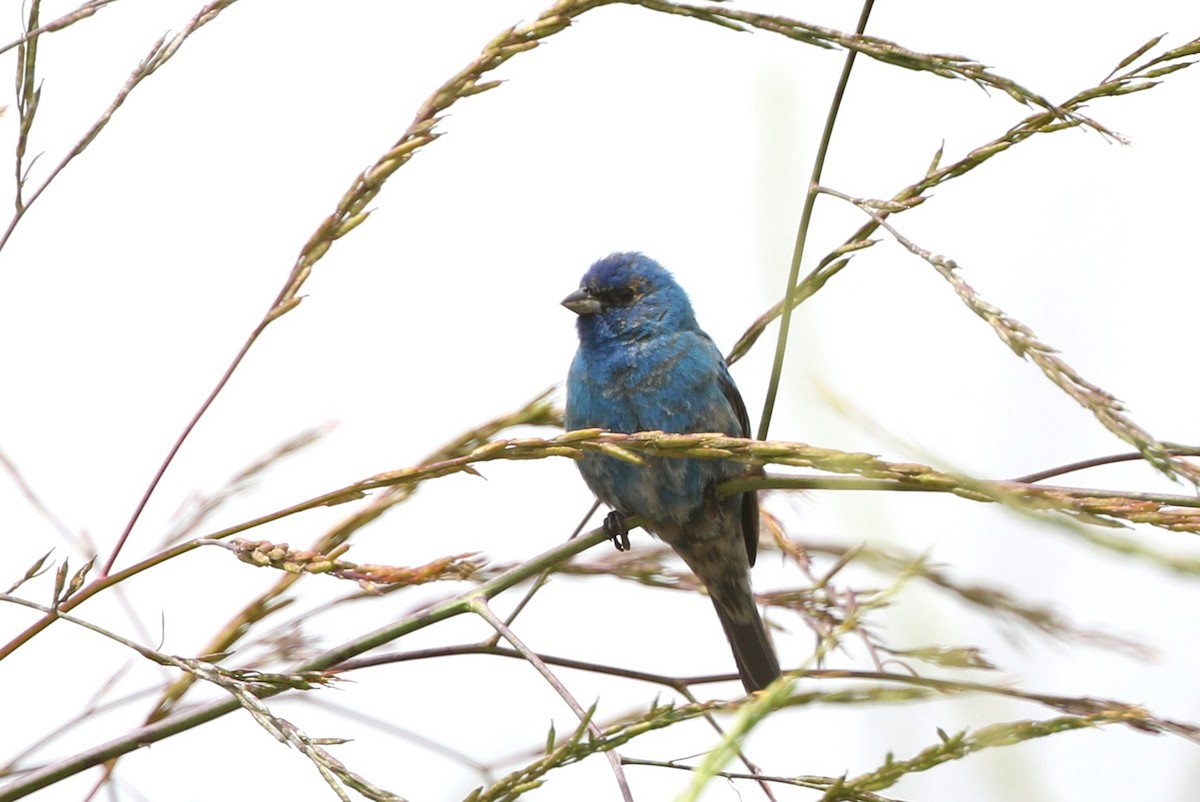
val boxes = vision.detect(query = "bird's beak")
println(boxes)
[562,288,603,316]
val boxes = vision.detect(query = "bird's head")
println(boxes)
[562,252,698,344]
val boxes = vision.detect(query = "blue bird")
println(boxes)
[563,252,781,693]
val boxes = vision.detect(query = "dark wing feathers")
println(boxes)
[715,363,760,567]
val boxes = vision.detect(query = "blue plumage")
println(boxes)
[563,252,780,692]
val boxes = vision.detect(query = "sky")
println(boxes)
[1,1,1199,800]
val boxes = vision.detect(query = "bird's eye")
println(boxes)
[593,286,635,306]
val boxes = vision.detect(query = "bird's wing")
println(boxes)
[714,359,760,566]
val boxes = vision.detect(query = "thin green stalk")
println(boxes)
[757,0,876,440]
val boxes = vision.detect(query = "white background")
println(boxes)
[1,1,1198,800]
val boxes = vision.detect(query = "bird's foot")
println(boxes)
[603,510,631,552]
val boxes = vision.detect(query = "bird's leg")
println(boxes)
[603,510,631,552]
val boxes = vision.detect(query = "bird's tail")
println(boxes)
[671,534,781,693]
[709,588,781,693]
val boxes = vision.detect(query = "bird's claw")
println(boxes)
[603,510,631,552]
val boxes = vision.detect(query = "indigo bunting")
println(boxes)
[563,252,781,693]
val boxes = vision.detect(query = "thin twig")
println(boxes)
[472,598,633,802]
[3,0,239,254]
[837,191,1200,484]
[1009,447,1200,484]
[0,524,611,799]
